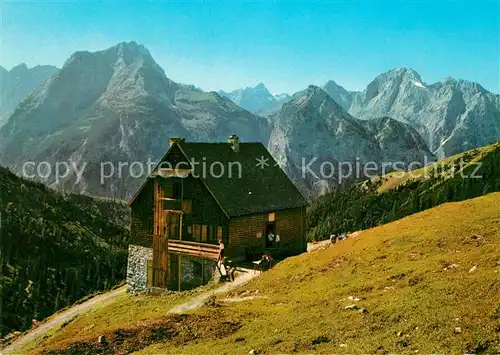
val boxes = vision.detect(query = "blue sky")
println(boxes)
[2,0,499,94]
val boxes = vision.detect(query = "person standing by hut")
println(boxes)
[217,239,225,262]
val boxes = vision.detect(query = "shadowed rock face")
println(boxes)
[348,68,500,158]
[322,80,359,111]
[255,93,293,118]
[0,42,269,198]
[268,85,434,197]
[0,63,59,123]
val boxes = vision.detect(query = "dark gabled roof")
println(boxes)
[177,141,307,217]
[128,140,307,217]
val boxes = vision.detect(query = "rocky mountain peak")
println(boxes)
[0,42,269,197]
[9,63,29,74]
[323,79,344,90]
[275,93,291,104]
[114,41,153,64]
[322,80,358,111]
[116,40,148,52]
[445,78,489,96]
[441,76,455,83]
[290,85,346,114]
[304,84,327,96]
[269,83,433,197]
[245,82,272,95]
[349,68,500,158]
[0,63,59,124]
[218,82,278,113]
[274,93,291,101]
[364,67,424,100]
[63,41,156,71]
[387,67,422,82]
[254,82,267,90]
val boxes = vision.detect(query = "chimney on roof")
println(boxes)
[169,137,183,147]
[228,134,239,152]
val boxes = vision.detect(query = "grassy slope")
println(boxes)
[33,193,500,354]
[307,142,500,241]
[144,193,500,354]
[20,287,212,354]
[375,143,498,193]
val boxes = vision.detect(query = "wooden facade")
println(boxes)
[128,137,307,291]
[227,207,306,259]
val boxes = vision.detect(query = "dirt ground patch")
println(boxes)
[42,313,240,355]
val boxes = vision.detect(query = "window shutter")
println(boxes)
[201,225,208,242]
[182,200,192,213]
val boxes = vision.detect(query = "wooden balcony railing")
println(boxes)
[168,240,219,260]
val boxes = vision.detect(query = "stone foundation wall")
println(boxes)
[180,255,217,290]
[127,244,218,292]
[127,244,153,293]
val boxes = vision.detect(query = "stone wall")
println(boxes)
[127,243,220,292]
[127,244,153,293]
[179,255,217,290]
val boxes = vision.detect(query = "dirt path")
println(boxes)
[1,286,127,355]
[307,239,331,253]
[169,268,258,314]
[2,269,258,355]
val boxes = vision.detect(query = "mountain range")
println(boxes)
[349,68,500,158]
[0,42,268,198]
[1,41,498,198]
[268,85,433,196]
[223,68,500,159]
[218,83,292,116]
[0,63,58,124]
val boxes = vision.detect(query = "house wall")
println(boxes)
[129,145,187,248]
[161,145,229,244]
[275,207,307,252]
[128,144,228,291]
[181,175,229,244]
[129,144,229,248]
[228,207,306,260]
[130,179,154,248]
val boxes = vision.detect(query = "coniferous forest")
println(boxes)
[307,143,500,241]
[0,167,130,336]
